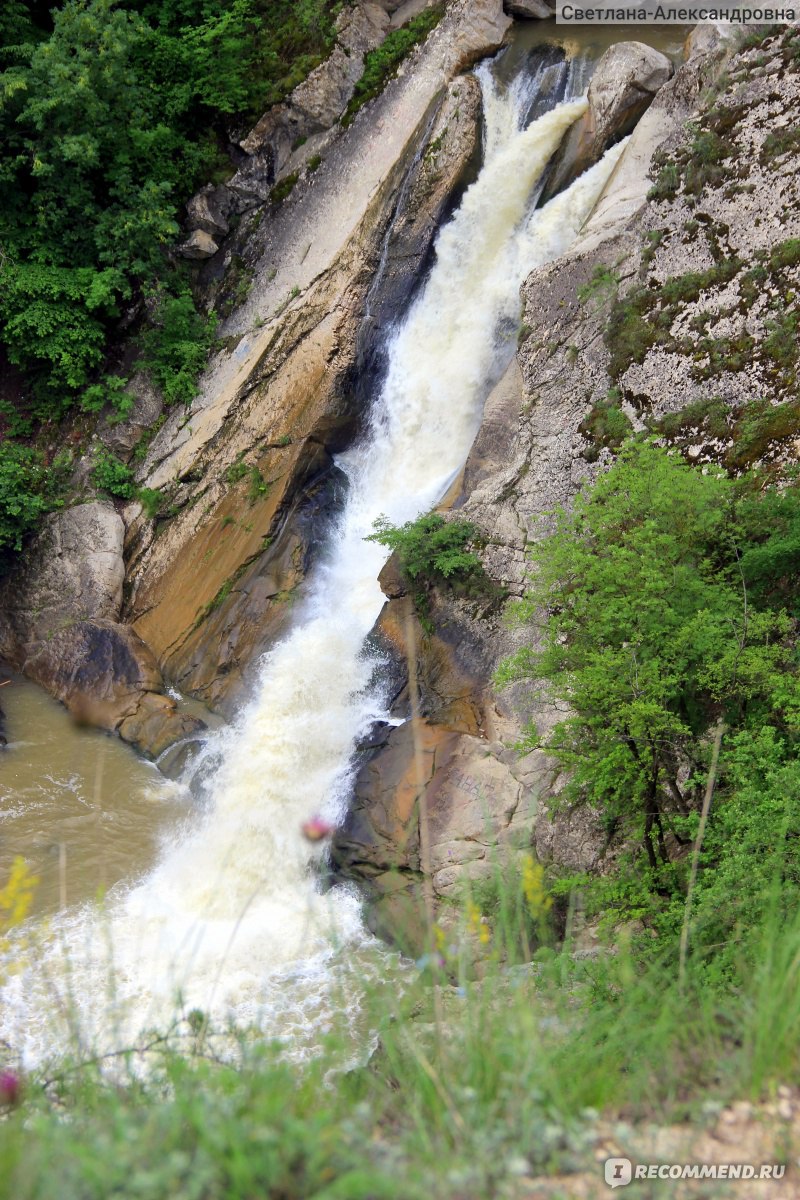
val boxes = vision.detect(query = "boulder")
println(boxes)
[504,0,552,17]
[186,185,231,239]
[22,619,203,757]
[0,503,204,757]
[333,717,538,951]
[177,229,219,260]
[0,502,126,634]
[291,3,390,130]
[540,41,673,203]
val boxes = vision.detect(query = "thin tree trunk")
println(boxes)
[678,720,726,991]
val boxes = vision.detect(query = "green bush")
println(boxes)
[92,451,137,500]
[0,0,343,426]
[0,444,58,554]
[367,512,484,587]
[578,391,632,460]
[499,442,800,953]
[138,288,217,406]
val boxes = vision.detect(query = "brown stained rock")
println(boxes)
[375,597,484,734]
[335,719,459,877]
[125,18,494,714]
[334,714,537,910]
[377,554,408,600]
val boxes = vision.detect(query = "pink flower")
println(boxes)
[0,1072,20,1106]
[301,817,334,843]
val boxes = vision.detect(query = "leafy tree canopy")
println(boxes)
[500,441,800,964]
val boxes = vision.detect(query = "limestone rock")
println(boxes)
[504,0,552,18]
[0,503,202,757]
[357,74,482,363]
[99,371,164,458]
[683,23,724,60]
[589,41,674,134]
[186,185,231,239]
[291,3,390,130]
[125,6,505,713]
[0,502,125,642]
[178,229,219,259]
[540,41,673,203]
[233,1,390,201]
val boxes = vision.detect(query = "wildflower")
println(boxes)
[521,854,552,919]
[0,1072,20,1107]
[467,900,491,946]
[301,817,334,842]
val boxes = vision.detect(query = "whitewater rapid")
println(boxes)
[1,65,627,1068]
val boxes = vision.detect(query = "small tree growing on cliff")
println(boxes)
[367,512,485,589]
[498,441,800,887]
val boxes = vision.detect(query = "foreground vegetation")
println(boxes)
[1,881,800,1198]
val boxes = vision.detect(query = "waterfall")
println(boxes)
[1,64,628,1068]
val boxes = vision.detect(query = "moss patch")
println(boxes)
[340,6,444,127]
[579,392,633,461]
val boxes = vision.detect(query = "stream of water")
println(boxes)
[1,48,629,1068]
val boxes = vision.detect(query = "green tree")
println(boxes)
[499,442,800,882]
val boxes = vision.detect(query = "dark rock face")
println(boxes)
[354,75,483,388]
[504,0,553,17]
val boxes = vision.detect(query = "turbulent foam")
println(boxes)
[1,69,626,1069]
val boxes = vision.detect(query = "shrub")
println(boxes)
[648,161,679,202]
[499,441,800,921]
[367,512,484,587]
[92,451,136,500]
[0,443,58,554]
[138,288,217,406]
[269,172,299,204]
[578,392,632,460]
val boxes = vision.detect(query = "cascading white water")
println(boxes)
[1,65,628,1067]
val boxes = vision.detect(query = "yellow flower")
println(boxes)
[0,858,39,972]
[467,900,491,946]
[521,854,552,920]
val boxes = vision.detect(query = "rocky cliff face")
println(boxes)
[120,0,510,722]
[335,23,800,941]
[0,0,510,750]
